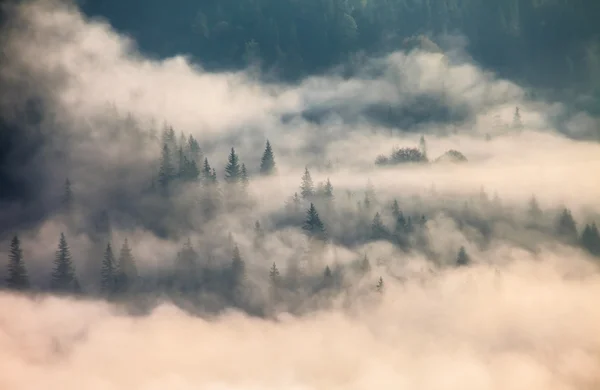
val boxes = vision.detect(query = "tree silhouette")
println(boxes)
[6,236,29,290]
[51,233,80,293]
[224,147,241,183]
[100,243,116,295]
[300,167,314,199]
[303,203,327,241]
[259,140,276,175]
[456,246,470,266]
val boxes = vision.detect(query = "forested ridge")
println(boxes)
[3,124,600,316]
[81,0,600,92]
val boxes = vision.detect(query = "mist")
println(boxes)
[1,0,600,389]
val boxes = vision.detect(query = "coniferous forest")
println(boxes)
[1,1,600,388]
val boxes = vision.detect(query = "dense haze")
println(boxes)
[1,0,600,389]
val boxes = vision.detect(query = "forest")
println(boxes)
[1,1,600,388]
[81,0,600,94]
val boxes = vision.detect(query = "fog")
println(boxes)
[1,0,600,389]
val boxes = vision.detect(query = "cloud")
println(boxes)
[1,1,600,389]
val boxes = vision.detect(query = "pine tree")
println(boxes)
[158,143,174,190]
[224,147,242,184]
[259,140,276,175]
[391,199,400,218]
[456,246,470,266]
[202,157,212,182]
[581,223,600,256]
[556,208,578,242]
[269,262,280,284]
[62,178,73,210]
[241,163,249,188]
[116,239,138,292]
[6,236,29,290]
[323,178,334,199]
[394,211,407,234]
[371,212,388,240]
[303,203,327,241]
[231,245,245,285]
[51,233,80,293]
[300,167,314,199]
[376,277,384,293]
[188,135,202,163]
[100,243,116,294]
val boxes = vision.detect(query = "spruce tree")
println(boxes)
[391,199,400,218]
[231,245,245,285]
[300,167,314,199]
[202,157,212,181]
[188,135,202,163]
[527,195,542,220]
[419,135,427,158]
[322,265,334,289]
[371,212,388,240]
[259,140,276,175]
[269,262,280,284]
[456,246,470,266]
[100,243,116,294]
[303,203,327,241]
[581,223,600,256]
[376,277,384,293]
[241,163,249,188]
[116,239,138,292]
[360,253,371,274]
[323,178,334,199]
[556,208,578,242]
[6,236,29,290]
[158,143,174,190]
[224,147,241,183]
[51,233,80,293]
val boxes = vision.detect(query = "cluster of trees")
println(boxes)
[4,126,600,314]
[83,0,600,91]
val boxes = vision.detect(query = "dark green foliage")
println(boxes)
[116,239,137,292]
[303,203,326,241]
[259,140,276,175]
[224,148,241,184]
[376,147,428,166]
[300,167,314,199]
[6,236,29,290]
[556,208,578,242]
[456,246,470,267]
[241,164,249,188]
[100,243,116,295]
[269,262,280,284]
[158,143,175,190]
[371,212,388,241]
[51,233,80,293]
[580,223,600,256]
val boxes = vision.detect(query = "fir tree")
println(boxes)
[456,246,470,266]
[300,167,314,199]
[231,245,245,285]
[51,233,80,293]
[581,223,600,256]
[394,211,407,234]
[116,239,138,292]
[556,208,578,242]
[259,140,276,175]
[224,147,242,183]
[303,203,327,241]
[527,195,542,221]
[241,163,249,188]
[158,143,174,190]
[188,135,202,163]
[323,178,334,199]
[6,236,29,290]
[100,243,116,294]
[376,276,384,293]
[371,212,388,240]
[269,262,280,284]
[391,199,400,218]
[202,157,212,181]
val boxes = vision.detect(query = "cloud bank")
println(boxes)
[1,1,600,389]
